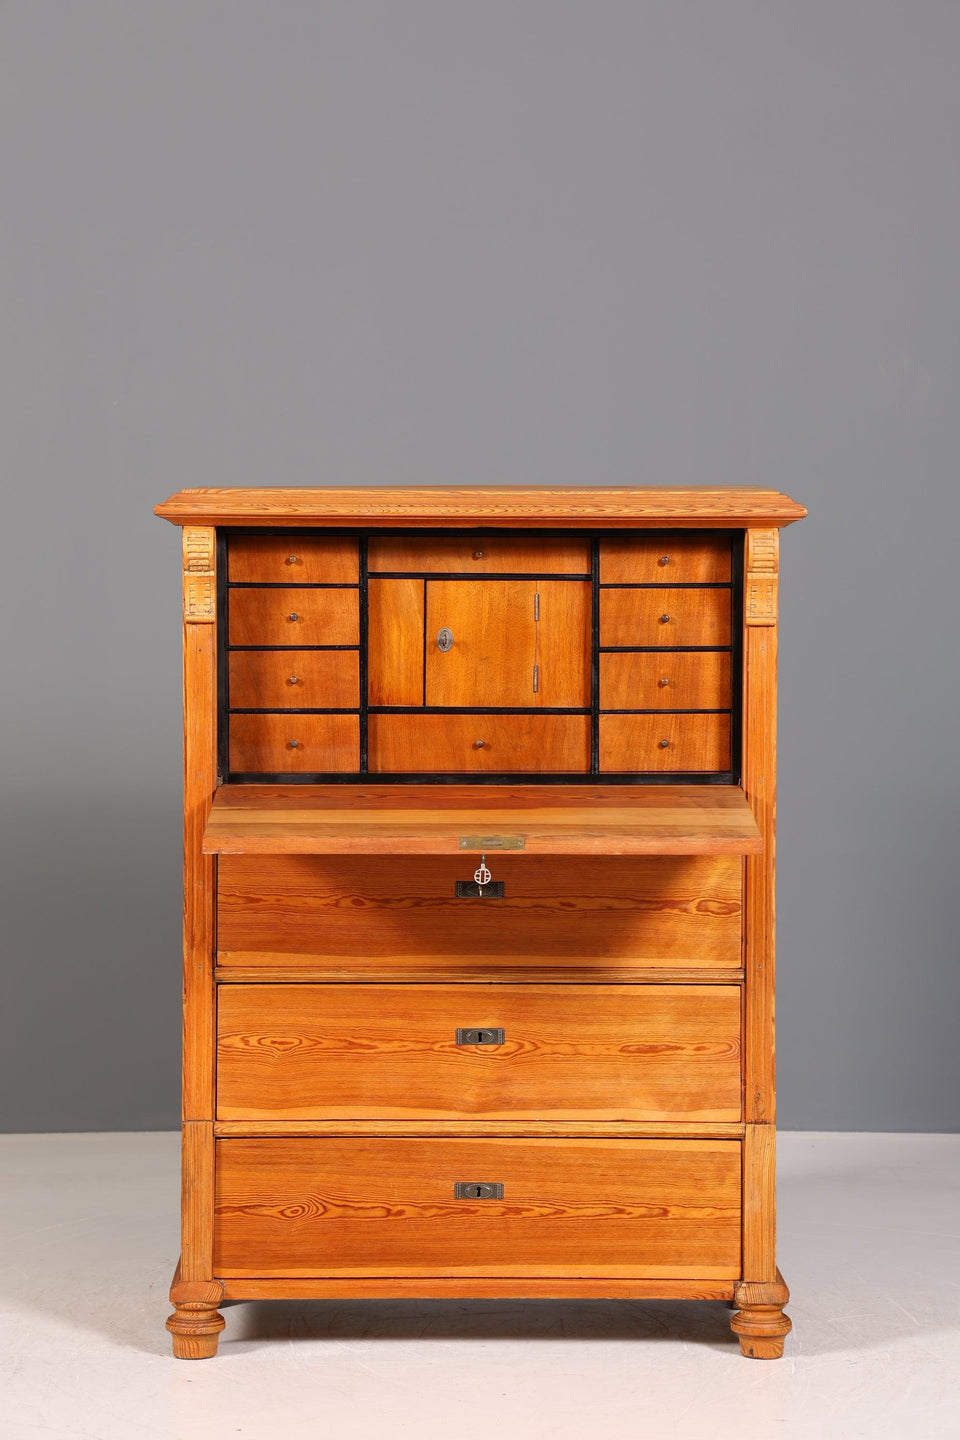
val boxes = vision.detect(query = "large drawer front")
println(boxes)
[368,714,591,773]
[214,1137,742,1278]
[216,854,743,972]
[216,984,742,1122]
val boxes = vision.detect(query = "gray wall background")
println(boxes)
[2,2,958,1132]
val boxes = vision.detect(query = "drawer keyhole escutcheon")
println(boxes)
[454,1183,503,1200]
[456,1028,505,1046]
[437,627,453,652]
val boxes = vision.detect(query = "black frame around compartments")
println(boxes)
[217,527,744,786]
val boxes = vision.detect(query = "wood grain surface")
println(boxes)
[216,984,742,1122]
[203,783,762,856]
[599,714,731,773]
[228,535,359,583]
[368,577,425,706]
[424,580,591,707]
[213,1137,742,1277]
[600,587,731,648]
[229,715,359,774]
[600,536,732,584]
[368,536,591,573]
[215,853,743,969]
[600,651,731,711]
[368,713,591,773]
[219,1276,738,1300]
[155,485,807,529]
[228,650,359,710]
[228,587,359,647]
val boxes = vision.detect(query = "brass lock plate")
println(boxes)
[454,1183,504,1200]
[458,835,525,850]
[455,1028,505,1046]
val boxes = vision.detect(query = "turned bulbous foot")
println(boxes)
[167,1268,226,1359]
[730,1269,792,1359]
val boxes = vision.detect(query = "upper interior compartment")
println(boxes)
[219,529,742,784]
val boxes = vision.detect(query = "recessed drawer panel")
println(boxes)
[229,715,359,773]
[369,714,590,773]
[216,984,742,1122]
[600,588,731,648]
[600,652,732,711]
[600,714,731,773]
[229,650,359,710]
[228,588,359,647]
[215,854,744,972]
[368,537,591,574]
[229,536,359,584]
[600,537,732,585]
[214,1137,742,1277]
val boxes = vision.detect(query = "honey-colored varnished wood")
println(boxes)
[368,577,425,706]
[216,984,742,1122]
[229,714,359,774]
[215,853,743,971]
[219,1276,737,1301]
[158,486,805,1360]
[425,580,591,708]
[228,534,358,583]
[213,1137,742,1277]
[368,536,591,573]
[369,713,591,773]
[203,784,761,856]
[155,486,807,529]
[599,536,732,584]
[600,651,732,712]
[731,1268,792,1359]
[181,529,217,1122]
[599,714,731,773]
[600,587,731,648]
[227,586,359,647]
[166,1262,225,1360]
[228,649,359,710]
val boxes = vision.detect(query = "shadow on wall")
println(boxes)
[0,790,183,1132]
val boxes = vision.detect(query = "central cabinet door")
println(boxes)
[424,579,591,708]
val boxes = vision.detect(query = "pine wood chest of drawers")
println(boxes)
[155,484,805,1359]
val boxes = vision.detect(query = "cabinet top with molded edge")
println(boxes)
[154,486,806,530]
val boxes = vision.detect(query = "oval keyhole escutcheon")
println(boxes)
[437,627,453,652]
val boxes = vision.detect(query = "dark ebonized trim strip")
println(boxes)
[598,709,732,716]
[359,537,369,773]
[599,645,734,654]
[590,536,600,776]
[227,581,360,589]
[368,571,592,581]
[226,770,738,786]
[367,706,591,715]
[598,581,732,590]
[228,708,361,716]
[226,644,361,652]
[216,531,229,782]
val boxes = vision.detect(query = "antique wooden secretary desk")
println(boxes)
[154,485,805,1360]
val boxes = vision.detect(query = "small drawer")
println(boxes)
[214,1136,742,1277]
[368,713,590,773]
[600,714,731,773]
[600,652,731,711]
[229,650,359,710]
[229,714,359,773]
[228,588,359,647]
[228,535,359,583]
[368,536,591,574]
[600,537,732,584]
[217,983,742,1122]
[600,588,731,648]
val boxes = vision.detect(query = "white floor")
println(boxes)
[1,1133,958,1440]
